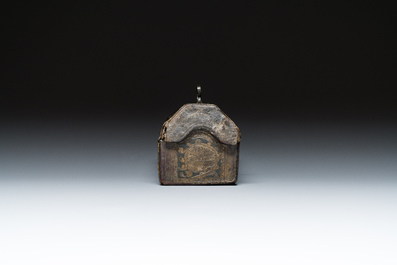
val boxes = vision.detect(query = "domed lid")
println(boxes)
[159,87,240,145]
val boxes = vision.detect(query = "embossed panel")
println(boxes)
[159,130,238,185]
[177,131,223,179]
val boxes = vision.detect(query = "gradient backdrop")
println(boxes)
[1,2,396,265]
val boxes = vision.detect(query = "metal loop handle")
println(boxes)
[197,86,202,103]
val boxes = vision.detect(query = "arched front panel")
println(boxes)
[159,129,239,185]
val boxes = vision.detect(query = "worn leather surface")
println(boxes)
[159,103,241,145]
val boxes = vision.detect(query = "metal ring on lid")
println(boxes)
[196,86,202,103]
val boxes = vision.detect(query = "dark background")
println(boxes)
[2,1,396,122]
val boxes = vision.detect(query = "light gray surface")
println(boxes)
[1,119,396,265]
